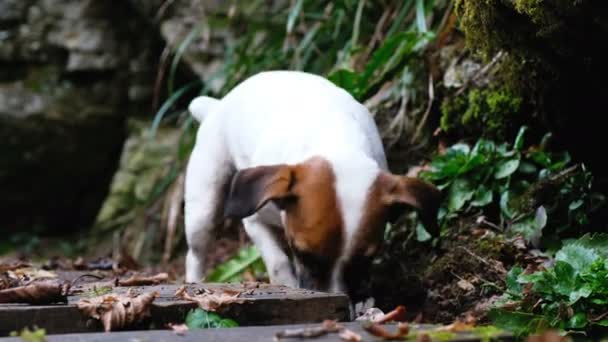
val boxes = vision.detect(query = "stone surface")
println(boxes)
[0,322,512,341]
[0,283,351,335]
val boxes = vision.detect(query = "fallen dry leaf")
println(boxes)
[526,330,566,342]
[0,280,70,304]
[375,305,407,324]
[169,323,189,336]
[435,320,475,332]
[175,286,246,311]
[77,291,159,332]
[362,322,409,340]
[339,328,362,342]
[0,262,30,272]
[274,320,342,340]
[115,273,169,286]
[8,267,57,282]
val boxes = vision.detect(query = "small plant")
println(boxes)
[185,308,238,329]
[420,127,601,246]
[490,234,608,337]
[205,245,266,283]
[10,327,46,342]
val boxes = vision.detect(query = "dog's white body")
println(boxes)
[185,71,439,295]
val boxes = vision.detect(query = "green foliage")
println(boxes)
[440,87,522,139]
[329,31,433,100]
[10,327,46,342]
[185,308,239,329]
[421,127,599,244]
[206,245,266,283]
[490,234,608,337]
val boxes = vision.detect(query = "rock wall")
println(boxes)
[0,0,161,233]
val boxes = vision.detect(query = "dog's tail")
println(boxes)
[188,96,220,122]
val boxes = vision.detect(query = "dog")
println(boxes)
[184,71,440,300]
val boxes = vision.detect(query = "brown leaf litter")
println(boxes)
[274,320,361,342]
[0,279,70,304]
[77,290,159,332]
[114,272,169,286]
[175,286,248,311]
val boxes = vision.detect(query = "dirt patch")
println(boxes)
[368,215,536,324]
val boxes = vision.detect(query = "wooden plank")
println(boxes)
[0,283,351,335]
[0,322,513,341]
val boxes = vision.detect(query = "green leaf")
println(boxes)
[514,126,528,150]
[416,221,431,242]
[505,266,523,294]
[556,243,600,272]
[471,185,493,207]
[595,320,608,327]
[566,313,588,329]
[286,0,303,34]
[494,158,520,179]
[447,179,475,212]
[488,309,549,337]
[510,206,547,241]
[206,245,265,283]
[500,191,515,219]
[186,309,239,329]
[518,161,537,174]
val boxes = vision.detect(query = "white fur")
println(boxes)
[185,71,388,291]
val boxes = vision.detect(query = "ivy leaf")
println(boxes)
[185,309,239,329]
[514,126,528,151]
[566,313,588,329]
[494,158,520,179]
[447,179,475,212]
[500,191,515,219]
[505,266,523,295]
[556,243,600,272]
[471,185,493,207]
[416,221,431,242]
[488,309,548,337]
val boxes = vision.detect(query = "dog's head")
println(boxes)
[224,156,441,300]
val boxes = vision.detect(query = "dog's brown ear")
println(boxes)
[380,172,442,236]
[224,164,294,219]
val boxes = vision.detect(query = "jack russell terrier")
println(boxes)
[184,71,440,301]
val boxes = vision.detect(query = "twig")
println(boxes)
[455,51,505,97]
[411,74,435,144]
[458,246,492,267]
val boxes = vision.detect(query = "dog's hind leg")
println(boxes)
[184,129,233,283]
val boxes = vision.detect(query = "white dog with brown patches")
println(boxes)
[185,71,440,300]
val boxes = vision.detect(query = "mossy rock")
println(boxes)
[440,87,522,139]
[453,0,608,189]
[94,119,181,232]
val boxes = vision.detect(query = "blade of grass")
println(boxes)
[415,0,428,33]
[286,0,303,34]
[168,24,203,95]
[386,0,415,37]
[351,0,366,46]
[151,80,202,138]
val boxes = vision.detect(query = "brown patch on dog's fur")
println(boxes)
[285,157,344,261]
[223,157,344,261]
[350,172,442,260]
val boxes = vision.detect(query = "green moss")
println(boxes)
[440,87,522,139]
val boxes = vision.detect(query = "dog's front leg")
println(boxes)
[242,216,297,287]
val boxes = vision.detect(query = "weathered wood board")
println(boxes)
[0,283,351,335]
[0,322,513,341]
